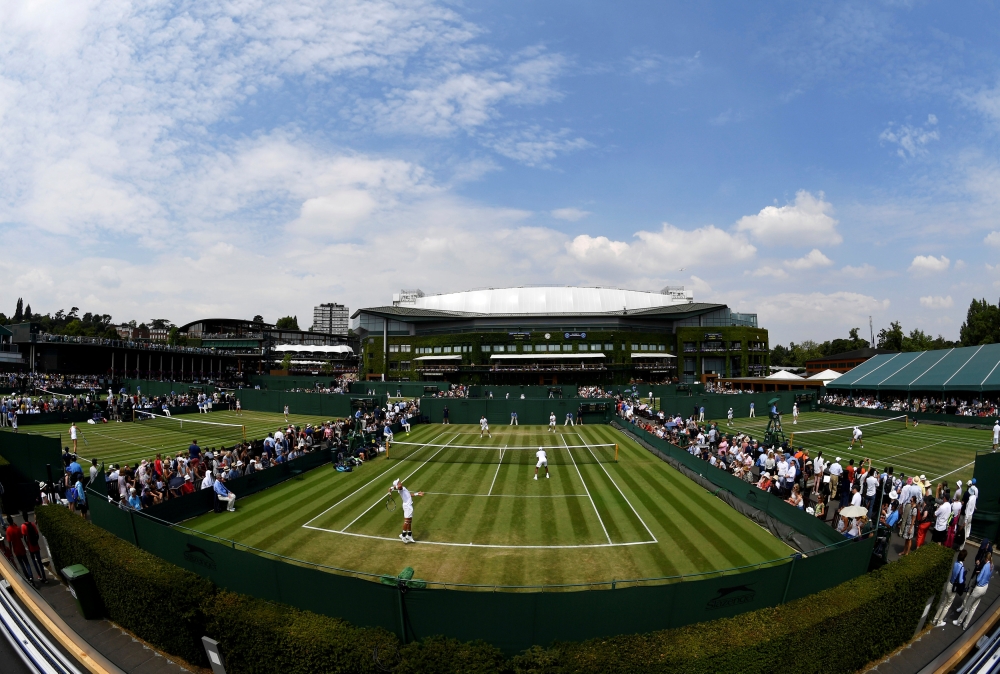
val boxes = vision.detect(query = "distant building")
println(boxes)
[311,303,349,336]
[805,348,896,375]
[149,327,170,343]
[116,324,149,340]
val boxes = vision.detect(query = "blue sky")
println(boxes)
[1,0,998,343]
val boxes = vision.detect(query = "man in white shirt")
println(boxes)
[479,415,491,439]
[965,487,978,542]
[865,472,879,509]
[792,403,799,425]
[548,413,557,433]
[812,453,826,493]
[933,500,952,544]
[850,486,862,508]
[389,479,424,543]
[850,426,863,449]
[534,447,549,480]
[829,457,843,497]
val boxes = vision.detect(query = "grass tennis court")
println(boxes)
[732,410,990,486]
[185,423,794,588]
[1,410,330,468]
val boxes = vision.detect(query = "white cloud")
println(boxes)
[565,223,756,276]
[840,263,880,279]
[909,255,950,273]
[484,127,591,167]
[879,115,939,158]
[750,266,788,278]
[754,292,890,326]
[920,295,954,309]
[734,190,841,245]
[784,249,833,270]
[985,231,1000,247]
[551,208,591,222]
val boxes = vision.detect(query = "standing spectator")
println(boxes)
[901,496,918,556]
[20,513,46,582]
[955,552,993,630]
[4,516,34,586]
[964,485,978,544]
[933,548,968,627]
[916,499,933,548]
[933,499,951,545]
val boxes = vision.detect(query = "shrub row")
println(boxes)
[36,505,398,672]
[37,504,953,674]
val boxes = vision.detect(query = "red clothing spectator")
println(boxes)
[20,521,40,553]
[5,522,25,556]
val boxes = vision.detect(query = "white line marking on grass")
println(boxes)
[931,460,977,482]
[487,446,505,496]
[561,435,612,544]
[303,431,453,528]
[576,432,657,543]
[880,439,948,460]
[84,429,164,452]
[339,436,458,533]
[301,526,656,549]
[421,491,590,498]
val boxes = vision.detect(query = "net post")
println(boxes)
[386,441,390,459]
[615,443,618,462]
[906,415,909,428]
[790,432,795,445]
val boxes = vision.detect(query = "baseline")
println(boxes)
[301,525,656,549]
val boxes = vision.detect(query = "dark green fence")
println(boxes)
[124,379,218,396]
[0,431,63,482]
[248,375,342,391]
[88,493,873,654]
[657,390,807,420]
[235,389,387,418]
[350,381,444,397]
[971,452,1000,541]
[419,397,611,425]
[819,403,993,430]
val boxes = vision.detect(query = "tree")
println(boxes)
[280,353,293,371]
[275,316,299,330]
[877,321,905,351]
[23,304,32,320]
[167,327,188,346]
[149,318,172,329]
[252,314,264,323]
[960,298,1000,346]
[13,298,23,323]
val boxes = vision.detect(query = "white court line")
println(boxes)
[83,429,164,453]
[881,439,948,460]
[302,430,453,528]
[576,433,658,543]
[932,460,977,482]
[302,525,656,549]
[562,435,612,544]
[422,491,590,498]
[339,436,458,533]
[487,446,505,496]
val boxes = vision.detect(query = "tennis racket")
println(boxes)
[80,432,89,446]
[385,492,396,512]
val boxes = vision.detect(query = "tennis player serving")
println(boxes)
[389,479,424,544]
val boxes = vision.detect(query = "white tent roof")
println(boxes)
[400,286,692,314]
[272,344,353,354]
[765,370,805,381]
[808,369,843,381]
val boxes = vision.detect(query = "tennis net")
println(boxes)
[134,410,246,445]
[386,441,618,464]
[789,415,907,448]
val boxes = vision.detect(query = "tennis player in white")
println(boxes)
[534,447,549,480]
[792,403,799,425]
[235,398,242,416]
[850,426,863,449]
[548,412,557,433]
[727,408,734,427]
[480,415,491,438]
[283,405,289,422]
[389,479,424,543]
[993,420,999,451]
[70,422,79,452]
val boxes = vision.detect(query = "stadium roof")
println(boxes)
[353,301,728,321]
[394,286,693,315]
[827,344,1000,391]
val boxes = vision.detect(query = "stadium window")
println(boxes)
[658,344,665,351]
[400,345,411,352]
[481,345,491,352]
[443,346,452,353]
[389,344,399,353]
[631,344,639,351]
[562,344,572,351]
[388,361,398,370]
[523,344,533,352]
[400,361,411,369]
[605,343,614,350]
[433,347,442,354]
[494,345,505,353]
[641,344,649,351]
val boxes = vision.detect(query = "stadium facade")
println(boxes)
[352,286,769,384]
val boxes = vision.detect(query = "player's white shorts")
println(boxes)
[403,504,414,519]
[549,421,556,427]
[481,425,489,431]
[536,460,547,468]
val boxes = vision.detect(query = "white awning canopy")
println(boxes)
[631,352,676,359]
[272,344,353,354]
[490,353,606,360]
[414,355,463,361]
[808,369,843,381]
[766,370,805,380]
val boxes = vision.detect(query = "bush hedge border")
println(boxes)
[37,505,952,674]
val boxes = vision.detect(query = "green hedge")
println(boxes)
[37,504,952,674]
[507,543,954,674]
[36,505,214,665]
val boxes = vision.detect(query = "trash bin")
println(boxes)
[62,565,104,620]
